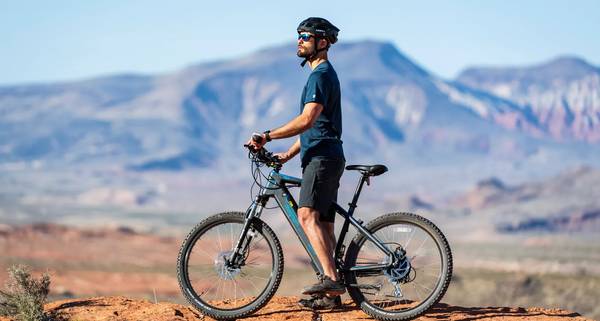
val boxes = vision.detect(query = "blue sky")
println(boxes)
[2,0,599,85]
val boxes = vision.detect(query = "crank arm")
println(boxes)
[347,283,383,291]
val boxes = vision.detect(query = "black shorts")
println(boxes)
[298,158,345,223]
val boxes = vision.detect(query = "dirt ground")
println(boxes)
[0,223,596,320]
[1,295,592,321]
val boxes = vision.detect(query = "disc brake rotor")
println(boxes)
[382,247,412,281]
[381,247,413,298]
[214,250,241,280]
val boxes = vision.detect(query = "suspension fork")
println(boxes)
[227,195,267,266]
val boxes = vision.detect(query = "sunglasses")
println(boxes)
[298,33,314,41]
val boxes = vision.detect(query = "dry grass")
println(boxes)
[0,265,51,321]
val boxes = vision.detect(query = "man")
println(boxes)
[246,17,345,309]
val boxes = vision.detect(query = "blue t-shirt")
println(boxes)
[300,61,344,167]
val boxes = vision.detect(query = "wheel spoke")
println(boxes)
[403,227,416,250]
[217,225,223,252]
[412,236,429,258]
[191,247,214,260]
[198,279,219,297]
[230,224,234,249]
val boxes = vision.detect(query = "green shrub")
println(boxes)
[0,265,51,321]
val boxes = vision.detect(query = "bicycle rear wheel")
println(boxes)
[177,211,284,320]
[344,212,452,321]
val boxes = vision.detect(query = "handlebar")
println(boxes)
[243,135,282,170]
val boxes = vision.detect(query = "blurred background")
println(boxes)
[1,0,599,319]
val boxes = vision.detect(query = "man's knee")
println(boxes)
[298,207,319,227]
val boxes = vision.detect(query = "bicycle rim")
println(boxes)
[182,219,275,310]
[348,215,449,314]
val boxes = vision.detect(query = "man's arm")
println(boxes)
[273,138,300,163]
[247,102,323,149]
[270,103,323,139]
[275,138,300,163]
[286,138,301,158]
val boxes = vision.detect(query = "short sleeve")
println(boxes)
[303,73,329,106]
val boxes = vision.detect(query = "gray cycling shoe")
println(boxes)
[301,275,346,296]
[298,295,342,310]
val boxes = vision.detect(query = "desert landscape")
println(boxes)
[2,7,600,319]
[1,219,599,320]
[0,296,593,321]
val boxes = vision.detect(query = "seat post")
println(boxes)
[348,173,368,215]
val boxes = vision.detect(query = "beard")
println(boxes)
[297,47,312,58]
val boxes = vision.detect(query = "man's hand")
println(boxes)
[273,152,292,164]
[274,138,300,164]
[246,133,267,150]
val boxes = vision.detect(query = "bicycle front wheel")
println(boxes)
[344,212,452,321]
[177,211,284,320]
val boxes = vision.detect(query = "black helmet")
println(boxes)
[297,17,339,45]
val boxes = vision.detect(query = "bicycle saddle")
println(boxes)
[345,164,388,176]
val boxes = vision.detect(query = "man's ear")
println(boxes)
[318,38,328,50]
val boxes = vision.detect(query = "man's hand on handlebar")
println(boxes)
[273,152,291,164]
[245,133,267,150]
[243,132,286,168]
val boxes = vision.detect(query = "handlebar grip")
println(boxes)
[251,133,264,144]
[243,143,256,152]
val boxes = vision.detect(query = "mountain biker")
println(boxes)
[246,17,345,309]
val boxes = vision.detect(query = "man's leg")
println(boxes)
[298,207,338,280]
[323,221,336,257]
[297,158,345,299]
[321,220,339,300]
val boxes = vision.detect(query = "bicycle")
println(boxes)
[177,144,453,320]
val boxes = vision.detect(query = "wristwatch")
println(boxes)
[263,130,272,142]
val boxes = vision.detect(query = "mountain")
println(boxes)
[450,166,600,234]
[0,40,554,171]
[2,40,600,227]
[457,57,600,142]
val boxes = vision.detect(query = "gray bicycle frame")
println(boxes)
[234,168,395,278]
